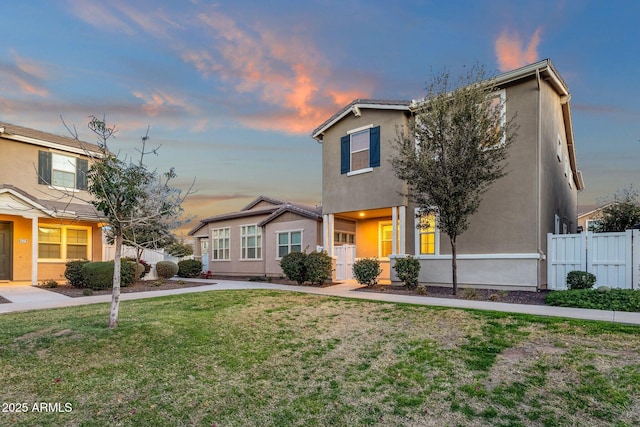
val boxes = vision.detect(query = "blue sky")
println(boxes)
[2,0,639,233]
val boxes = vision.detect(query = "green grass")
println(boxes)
[546,288,640,312]
[0,290,639,426]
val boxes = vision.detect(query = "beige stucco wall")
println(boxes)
[0,138,94,203]
[264,216,321,276]
[321,109,409,214]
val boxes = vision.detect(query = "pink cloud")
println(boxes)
[182,11,371,134]
[495,28,542,72]
[0,52,50,97]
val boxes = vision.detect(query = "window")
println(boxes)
[277,231,302,258]
[38,226,89,260]
[241,225,262,260]
[340,125,380,175]
[483,90,506,148]
[38,150,88,190]
[334,232,355,245]
[418,213,437,255]
[379,223,393,258]
[212,228,230,260]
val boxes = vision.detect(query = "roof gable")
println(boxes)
[0,121,102,156]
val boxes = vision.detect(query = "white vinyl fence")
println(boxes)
[102,245,187,280]
[547,230,640,290]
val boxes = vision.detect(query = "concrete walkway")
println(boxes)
[0,279,638,325]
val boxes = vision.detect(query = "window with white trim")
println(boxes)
[379,222,393,258]
[241,225,262,260]
[481,89,507,149]
[418,213,437,255]
[212,228,230,260]
[340,125,381,175]
[334,232,355,245]
[38,226,90,260]
[38,150,88,190]
[277,231,302,258]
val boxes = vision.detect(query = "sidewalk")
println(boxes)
[0,279,638,325]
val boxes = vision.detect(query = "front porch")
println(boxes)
[323,206,408,283]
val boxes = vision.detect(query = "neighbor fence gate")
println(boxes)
[547,230,640,290]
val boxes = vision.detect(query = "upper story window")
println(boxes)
[340,125,380,175]
[38,150,88,191]
[484,89,506,148]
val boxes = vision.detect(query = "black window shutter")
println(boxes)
[340,135,350,174]
[369,126,381,168]
[76,158,88,190]
[38,150,51,185]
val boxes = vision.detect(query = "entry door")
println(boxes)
[0,222,12,280]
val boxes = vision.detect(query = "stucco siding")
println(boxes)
[322,109,409,214]
[264,217,321,276]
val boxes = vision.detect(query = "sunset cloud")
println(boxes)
[0,52,50,97]
[495,28,542,72]
[182,10,371,134]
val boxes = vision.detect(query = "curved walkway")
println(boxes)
[0,279,638,325]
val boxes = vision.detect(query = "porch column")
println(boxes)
[399,206,406,255]
[322,214,328,254]
[328,214,335,257]
[31,216,38,286]
[392,206,398,255]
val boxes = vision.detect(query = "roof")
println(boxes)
[309,59,584,192]
[0,121,102,156]
[311,99,411,140]
[0,184,102,221]
[578,202,615,218]
[188,195,322,235]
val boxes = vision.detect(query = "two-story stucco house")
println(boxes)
[0,122,104,285]
[311,59,584,290]
[189,196,322,277]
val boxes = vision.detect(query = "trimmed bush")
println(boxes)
[305,251,333,285]
[81,261,136,290]
[156,260,178,279]
[393,255,421,290]
[546,289,640,312]
[65,260,89,288]
[177,259,203,278]
[280,251,308,285]
[352,258,382,287]
[124,257,151,278]
[566,270,596,290]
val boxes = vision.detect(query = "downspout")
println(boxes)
[536,69,542,291]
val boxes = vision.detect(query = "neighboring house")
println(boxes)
[577,203,614,232]
[311,59,584,290]
[188,196,322,277]
[0,122,104,285]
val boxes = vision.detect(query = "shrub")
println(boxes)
[305,251,333,285]
[352,258,382,287]
[177,259,203,278]
[280,251,308,284]
[156,261,178,279]
[81,261,136,290]
[566,270,597,290]
[462,288,478,300]
[39,279,58,288]
[546,289,640,312]
[124,257,151,278]
[393,255,421,290]
[416,284,428,295]
[82,289,94,296]
[199,270,213,279]
[65,260,89,288]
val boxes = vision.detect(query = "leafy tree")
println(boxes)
[391,65,516,295]
[83,117,189,328]
[595,186,640,232]
[166,238,194,257]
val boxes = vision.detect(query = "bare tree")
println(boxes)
[82,117,191,328]
[392,65,517,295]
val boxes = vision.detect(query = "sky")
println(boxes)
[1,0,639,234]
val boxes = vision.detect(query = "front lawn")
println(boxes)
[1,290,639,426]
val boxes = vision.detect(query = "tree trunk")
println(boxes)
[450,236,458,296]
[109,229,123,329]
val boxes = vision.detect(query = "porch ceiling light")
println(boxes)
[359,212,365,217]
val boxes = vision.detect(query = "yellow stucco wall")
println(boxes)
[0,214,102,282]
